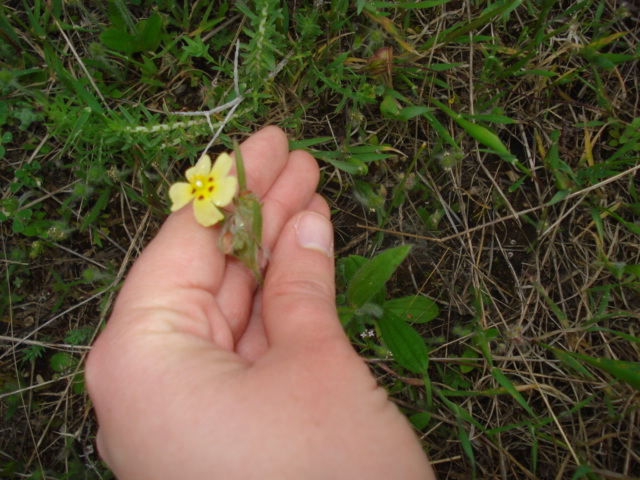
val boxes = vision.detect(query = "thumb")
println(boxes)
[262,206,344,351]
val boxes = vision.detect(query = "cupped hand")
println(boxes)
[85,126,436,480]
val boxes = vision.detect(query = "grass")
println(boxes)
[1,0,639,478]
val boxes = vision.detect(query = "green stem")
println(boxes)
[233,138,247,192]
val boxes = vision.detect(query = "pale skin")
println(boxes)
[85,126,437,480]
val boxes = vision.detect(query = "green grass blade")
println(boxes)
[490,367,536,417]
[579,355,640,391]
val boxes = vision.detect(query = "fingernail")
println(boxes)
[295,212,333,256]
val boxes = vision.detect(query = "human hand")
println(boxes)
[85,126,436,479]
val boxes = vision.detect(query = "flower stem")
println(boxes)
[233,139,247,192]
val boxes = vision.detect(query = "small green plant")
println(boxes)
[337,245,438,374]
[21,343,46,364]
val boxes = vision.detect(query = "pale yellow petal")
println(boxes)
[185,154,212,181]
[212,176,238,207]
[168,182,194,212]
[193,198,224,227]
[211,152,233,178]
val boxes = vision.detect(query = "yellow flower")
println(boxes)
[169,153,237,227]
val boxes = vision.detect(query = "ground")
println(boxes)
[1,1,640,479]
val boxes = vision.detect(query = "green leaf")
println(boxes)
[378,311,429,373]
[49,352,75,373]
[545,344,595,380]
[465,113,518,124]
[347,245,411,308]
[139,13,162,52]
[579,355,640,391]
[100,27,137,54]
[219,190,266,284]
[588,327,640,346]
[312,151,368,175]
[421,109,459,149]
[459,347,479,374]
[547,190,570,205]
[458,421,475,475]
[409,412,431,429]
[380,94,400,118]
[539,343,640,391]
[384,295,439,323]
[490,367,536,417]
[472,327,499,367]
[80,188,111,231]
[372,0,449,8]
[454,116,510,155]
[289,137,333,149]
[397,106,430,121]
[338,255,367,286]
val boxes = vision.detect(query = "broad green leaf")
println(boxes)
[338,255,367,286]
[459,347,479,374]
[347,245,411,308]
[384,295,439,323]
[50,352,75,373]
[100,27,137,54]
[139,13,162,52]
[338,305,355,327]
[378,311,429,373]
[409,412,431,430]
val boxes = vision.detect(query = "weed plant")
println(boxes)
[1,1,639,478]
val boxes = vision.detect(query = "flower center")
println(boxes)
[191,174,216,200]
